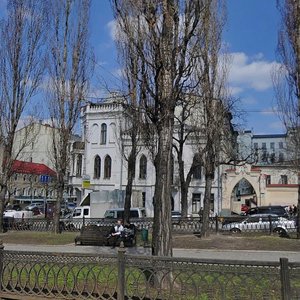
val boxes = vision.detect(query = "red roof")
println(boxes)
[12,160,56,176]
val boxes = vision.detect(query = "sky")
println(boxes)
[0,0,285,135]
[89,0,284,134]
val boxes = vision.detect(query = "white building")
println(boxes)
[80,99,228,217]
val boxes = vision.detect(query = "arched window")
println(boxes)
[139,155,147,179]
[91,124,99,144]
[104,155,112,179]
[76,154,82,176]
[192,154,202,180]
[101,123,107,144]
[94,155,101,179]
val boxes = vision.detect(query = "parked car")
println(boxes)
[223,214,296,236]
[24,204,43,216]
[241,206,288,218]
[171,211,182,224]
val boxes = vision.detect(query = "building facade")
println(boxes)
[222,131,298,215]
[79,99,228,217]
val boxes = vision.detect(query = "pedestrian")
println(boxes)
[106,219,124,248]
[293,205,298,216]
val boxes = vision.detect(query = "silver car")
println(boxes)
[222,214,296,236]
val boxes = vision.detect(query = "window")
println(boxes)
[210,193,214,212]
[94,155,101,179]
[76,154,82,177]
[104,155,112,179]
[142,192,146,208]
[192,193,201,214]
[91,124,99,144]
[262,142,266,150]
[193,162,201,180]
[266,175,271,185]
[278,152,284,162]
[139,155,147,179]
[279,142,283,149]
[101,123,107,144]
[280,175,288,184]
[253,142,258,150]
[270,142,275,150]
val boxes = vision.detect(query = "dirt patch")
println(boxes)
[173,233,300,251]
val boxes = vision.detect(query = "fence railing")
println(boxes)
[0,243,299,300]
[4,215,296,236]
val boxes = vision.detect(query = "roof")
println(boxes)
[12,160,56,176]
[252,134,286,139]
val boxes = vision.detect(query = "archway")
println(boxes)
[231,178,257,214]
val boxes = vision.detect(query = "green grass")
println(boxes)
[2,262,286,299]
[0,231,77,245]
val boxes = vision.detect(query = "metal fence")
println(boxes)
[0,243,299,300]
[4,215,296,236]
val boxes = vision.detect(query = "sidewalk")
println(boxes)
[4,243,300,262]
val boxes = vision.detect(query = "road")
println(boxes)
[3,243,300,262]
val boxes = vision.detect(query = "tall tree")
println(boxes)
[191,0,232,237]
[172,96,202,218]
[47,0,93,233]
[0,0,46,232]
[114,27,143,224]
[112,0,209,256]
[274,0,300,237]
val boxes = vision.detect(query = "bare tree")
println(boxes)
[114,28,144,224]
[112,0,212,256]
[0,0,46,232]
[190,0,234,237]
[274,0,300,237]
[172,96,202,217]
[46,0,93,233]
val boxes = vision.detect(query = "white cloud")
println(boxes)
[229,86,244,96]
[228,52,281,93]
[242,96,258,105]
[107,20,117,40]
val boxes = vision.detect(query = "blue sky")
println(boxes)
[89,0,284,134]
[0,0,284,134]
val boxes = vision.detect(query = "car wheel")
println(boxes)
[273,227,288,237]
[230,228,241,234]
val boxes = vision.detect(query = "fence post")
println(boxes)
[0,240,4,291]
[280,257,291,300]
[117,241,126,300]
[268,215,273,235]
[215,214,219,234]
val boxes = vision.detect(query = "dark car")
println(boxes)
[243,206,288,218]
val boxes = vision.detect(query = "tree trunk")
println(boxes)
[53,173,64,234]
[152,124,173,257]
[202,173,213,238]
[0,186,6,233]
[124,150,136,224]
[178,153,188,217]
[297,175,300,238]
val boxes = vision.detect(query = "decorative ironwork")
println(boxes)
[0,248,298,299]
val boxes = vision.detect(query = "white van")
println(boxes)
[104,207,146,219]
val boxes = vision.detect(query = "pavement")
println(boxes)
[3,243,300,263]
